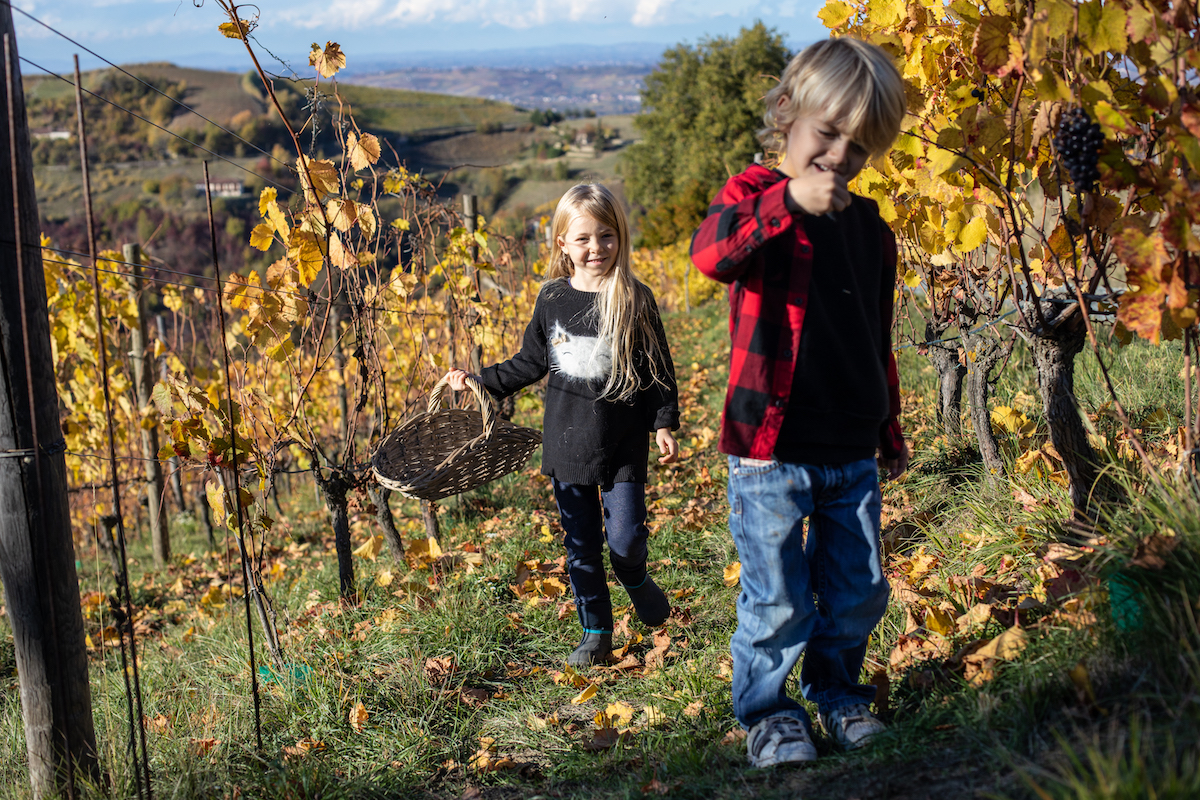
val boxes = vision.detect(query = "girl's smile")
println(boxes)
[558,214,618,292]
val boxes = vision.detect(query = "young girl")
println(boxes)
[445,183,680,667]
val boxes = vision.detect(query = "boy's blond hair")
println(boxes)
[545,183,669,402]
[761,37,906,159]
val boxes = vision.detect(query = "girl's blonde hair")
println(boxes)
[761,37,906,159]
[544,183,669,402]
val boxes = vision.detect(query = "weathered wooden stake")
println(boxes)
[0,21,98,799]
[155,314,187,512]
[125,243,170,566]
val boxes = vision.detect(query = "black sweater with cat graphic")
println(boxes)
[479,278,679,485]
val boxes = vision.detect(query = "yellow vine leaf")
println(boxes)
[818,0,855,29]
[249,224,274,252]
[297,156,339,202]
[205,481,225,519]
[218,20,251,40]
[957,215,988,253]
[347,132,381,171]
[258,187,277,218]
[309,42,346,79]
[265,338,295,363]
[329,233,358,270]
[326,198,356,232]
[356,204,377,238]
[903,269,922,288]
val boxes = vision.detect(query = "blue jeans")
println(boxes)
[727,456,888,730]
[552,480,650,634]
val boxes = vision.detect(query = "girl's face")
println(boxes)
[558,213,618,290]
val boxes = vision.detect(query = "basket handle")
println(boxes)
[427,373,496,438]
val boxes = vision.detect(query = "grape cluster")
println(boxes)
[1053,107,1104,193]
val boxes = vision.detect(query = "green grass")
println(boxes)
[3,299,1200,799]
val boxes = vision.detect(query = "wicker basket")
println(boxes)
[371,374,541,501]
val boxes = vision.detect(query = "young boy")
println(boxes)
[690,37,910,768]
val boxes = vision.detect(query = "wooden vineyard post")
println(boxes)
[155,314,187,512]
[464,193,482,375]
[0,19,98,799]
[125,243,170,566]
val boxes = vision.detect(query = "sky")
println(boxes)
[10,0,831,75]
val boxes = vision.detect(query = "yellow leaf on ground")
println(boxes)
[723,562,741,587]
[353,535,383,561]
[975,625,1027,660]
[600,701,634,728]
[642,705,666,727]
[925,606,956,637]
[375,569,394,587]
[570,683,598,705]
[348,701,368,732]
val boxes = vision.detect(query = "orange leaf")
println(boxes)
[348,701,368,732]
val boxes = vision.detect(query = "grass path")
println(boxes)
[2,300,1199,799]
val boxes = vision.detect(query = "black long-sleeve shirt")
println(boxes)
[480,278,679,485]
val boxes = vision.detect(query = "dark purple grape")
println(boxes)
[1054,107,1104,193]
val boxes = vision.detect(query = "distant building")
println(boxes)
[195,180,244,198]
[31,129,71,140]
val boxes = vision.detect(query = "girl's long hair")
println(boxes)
[544,184,669,402]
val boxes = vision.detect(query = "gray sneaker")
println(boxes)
[819,704,886,750]
[746,714,818,767]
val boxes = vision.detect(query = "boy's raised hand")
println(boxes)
[784,166,851,217]
[656,428,679,464]
[444,369,478,392]
[879,440,910,481]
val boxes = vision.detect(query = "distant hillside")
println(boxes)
[23,63,529,141]
[346,65,649,115]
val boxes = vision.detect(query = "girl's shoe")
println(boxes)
[624,575,671,627]
[567,632,612,667]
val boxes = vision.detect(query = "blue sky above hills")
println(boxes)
[12,0,828,74]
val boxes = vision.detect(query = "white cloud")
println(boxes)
[279,0,767,31]
[631,0,674,27]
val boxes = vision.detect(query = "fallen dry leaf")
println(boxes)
[348,701,368,732]
[975,626,1027,661]
[720,728,748,745]
[425,656,455,683]
[353,535,383,561]
[570,683,598,705]
[723,562,741,587]
[581,726,627,751]
[189,737,219,756]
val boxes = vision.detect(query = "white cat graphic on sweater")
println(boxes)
[548,321,612,382]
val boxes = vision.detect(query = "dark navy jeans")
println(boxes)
[726,456,889,730]
[551,479,650,634]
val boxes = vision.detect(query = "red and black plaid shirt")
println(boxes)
[690,164,904,461]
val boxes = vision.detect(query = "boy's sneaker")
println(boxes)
[567,632,611,667]
[623,575,671,627]
[746,715,818,767]
[819,704,886,750]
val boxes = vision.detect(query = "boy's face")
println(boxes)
[776,108,870,184]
